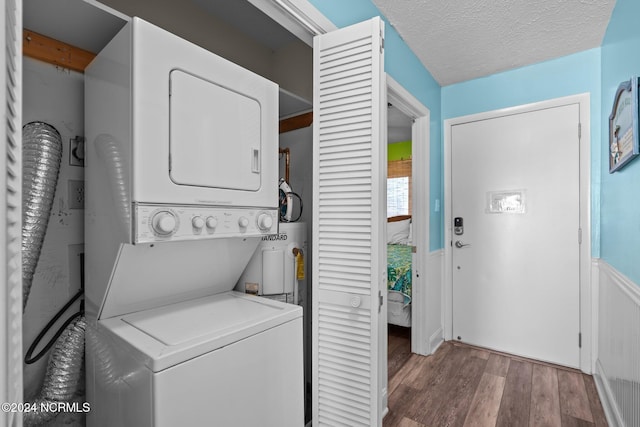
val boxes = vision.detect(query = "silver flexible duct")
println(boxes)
[22,121,63,309]
[22,122,86,425]
[86,323,134,391]
[23,316,86,427]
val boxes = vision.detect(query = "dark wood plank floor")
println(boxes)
[385,326,608,427]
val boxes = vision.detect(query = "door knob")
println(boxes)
[455,240,470,248]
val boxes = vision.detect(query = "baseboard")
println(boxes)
[594,359,624,427]
[429,327,443,354]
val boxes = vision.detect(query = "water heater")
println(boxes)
[236,222,307,301]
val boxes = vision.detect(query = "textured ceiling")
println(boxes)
[372,0,616,86]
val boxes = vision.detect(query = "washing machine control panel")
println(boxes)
[134,204,278,243]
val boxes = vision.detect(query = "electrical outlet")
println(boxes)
[68,180,85,209]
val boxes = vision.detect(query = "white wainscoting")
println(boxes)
[594,259,640,427]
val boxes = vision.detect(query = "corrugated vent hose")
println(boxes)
[22,122,62,309]
[21,122,86,426]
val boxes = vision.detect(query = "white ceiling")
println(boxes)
[372,0,616,86]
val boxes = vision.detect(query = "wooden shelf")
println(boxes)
[23,29,96,73]
[279,112,313,134]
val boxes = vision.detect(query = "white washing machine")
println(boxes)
[85,17,303,427]
[88,292,302,427]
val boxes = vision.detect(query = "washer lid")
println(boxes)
[123,292,284,345]
[100,291,301,371]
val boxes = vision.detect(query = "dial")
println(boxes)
[238,217,249,228]
[192,216,205,230]
[151,211,177,236]
[257,213,273,231]
[206,216,218,230]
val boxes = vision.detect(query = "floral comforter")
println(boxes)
[387,244,412,305]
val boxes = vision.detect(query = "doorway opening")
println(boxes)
[386,103,414,378]
[387,78,432,360]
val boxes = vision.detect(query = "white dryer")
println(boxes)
[85,16,280,321]
[85,17,303,427]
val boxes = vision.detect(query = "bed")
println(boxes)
[387,215,413,327]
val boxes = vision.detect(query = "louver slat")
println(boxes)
[2,0,23,425]
[313,17,385,427]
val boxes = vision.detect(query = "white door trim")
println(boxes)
[247,0,336,42]
[387,77,432,356]
[444,93,592,373]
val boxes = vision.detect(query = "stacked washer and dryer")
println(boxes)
[85,18,303,427]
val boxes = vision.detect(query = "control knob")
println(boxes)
[238,217,249,228]
[206,216,218,230]
[257,213,273,231]
[151,211,177,236]
[192,216,205,230]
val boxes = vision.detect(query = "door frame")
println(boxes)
[443,93,592,373]
[387,78,431,356]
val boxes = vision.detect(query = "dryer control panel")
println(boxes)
[134,203,278,243]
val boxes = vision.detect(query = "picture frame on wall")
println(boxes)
[609,76,640,173]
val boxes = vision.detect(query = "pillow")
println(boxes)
[387,219,411,244]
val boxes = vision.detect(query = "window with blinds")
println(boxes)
[387,158,411,216]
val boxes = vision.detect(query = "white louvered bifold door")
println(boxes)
[312,17,386,427]
[1,0,23,426]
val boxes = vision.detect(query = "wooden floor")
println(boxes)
[385,325,608,427]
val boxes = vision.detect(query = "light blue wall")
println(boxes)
[442,49,602,255]
[600,0,640,286]
[307,0,443,251]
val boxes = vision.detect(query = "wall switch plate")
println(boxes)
[68,180,84,209]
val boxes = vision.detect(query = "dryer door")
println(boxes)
[169,69,262,191]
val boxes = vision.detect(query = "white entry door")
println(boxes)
[451,103,581,368]
[312,17,387,427]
